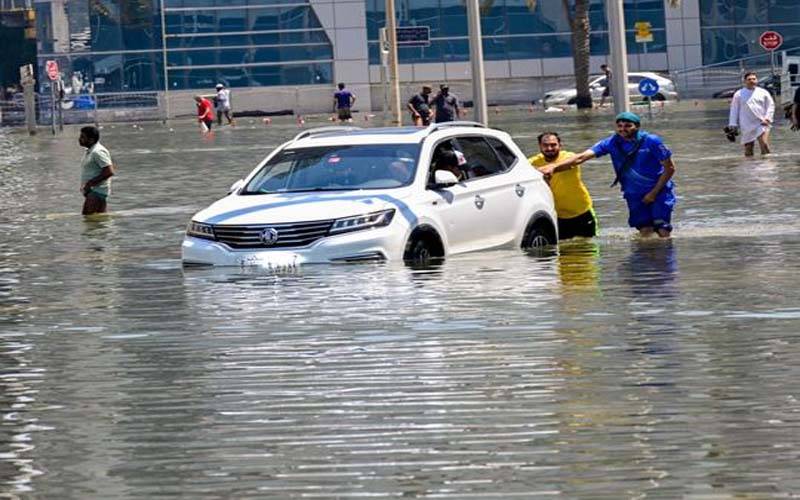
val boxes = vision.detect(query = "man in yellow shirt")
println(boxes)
[528,131,597,240]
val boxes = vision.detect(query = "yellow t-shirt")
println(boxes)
[528,150,593,219]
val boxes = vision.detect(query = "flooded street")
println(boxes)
[2,103,800,498]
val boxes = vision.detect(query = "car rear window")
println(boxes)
[486,137,518,168]
[456,137,506,179]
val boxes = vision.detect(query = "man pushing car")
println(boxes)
[538,112,677,238]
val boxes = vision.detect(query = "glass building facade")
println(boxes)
[163,0,333,90]
[366,0,667,65]
[31,0,800,95]
[34,0,334,94]
[700,0,800,65]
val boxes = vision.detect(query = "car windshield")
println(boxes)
[242,144,421,194]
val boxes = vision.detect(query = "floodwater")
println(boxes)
[2,102,800,498]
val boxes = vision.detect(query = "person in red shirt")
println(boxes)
[194,95,215,131]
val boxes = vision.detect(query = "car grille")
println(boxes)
[213,219,335,249]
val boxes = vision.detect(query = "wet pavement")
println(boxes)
[2,101,800,497]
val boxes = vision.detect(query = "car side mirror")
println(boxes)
[228,179,244,194]
[433,170,459,187]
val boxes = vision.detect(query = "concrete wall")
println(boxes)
[368,51,673,111]
[164,85,354,118]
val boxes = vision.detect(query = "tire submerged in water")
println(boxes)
[403,227,444,266]
[521,217,557,252]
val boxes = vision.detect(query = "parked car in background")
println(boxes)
[182,123,558,267]
[712,73,781,99]
[542,72,678,107]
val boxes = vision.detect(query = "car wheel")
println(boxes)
[407,239,432,262]
[652,93,666,101]
[521,217,557,251]
[403,228,444,265]
[567,97,576,105]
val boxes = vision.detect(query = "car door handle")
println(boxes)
[474,195,485,209]
[515,184,525,197]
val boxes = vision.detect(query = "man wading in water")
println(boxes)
[78,126,115,216]
[728,72,775,157]
[539,112,676,238]
[529,132,598,240]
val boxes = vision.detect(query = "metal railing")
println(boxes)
[669,47,800,99]
[0,97,26,126]
[59,91,164,125]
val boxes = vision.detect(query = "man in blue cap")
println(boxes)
[539,112,676,238]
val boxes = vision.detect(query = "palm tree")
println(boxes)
[521,0,591,108]
[564,0,592,108]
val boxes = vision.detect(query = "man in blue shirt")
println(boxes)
[539,112,676,238]
[333,82,356,122]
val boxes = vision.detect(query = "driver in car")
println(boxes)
[433,150,464,181]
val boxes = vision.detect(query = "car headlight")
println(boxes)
[186,220,216,240]
[329,209,395,234]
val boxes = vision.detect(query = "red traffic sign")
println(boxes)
[759,31,783,51]
[45,60,59,81]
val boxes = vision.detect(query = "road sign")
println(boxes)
[45,60,59,81]
[19,64,35,85]
[759,31,783,51]
[395,26,430,47]
[638,78,659,97]
[635,21,653,43]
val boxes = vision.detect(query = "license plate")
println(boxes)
[237,253,300,268]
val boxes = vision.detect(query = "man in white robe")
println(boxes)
[728,72,775,156]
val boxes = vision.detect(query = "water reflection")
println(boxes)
[0,339,45,494]
[557,239,601,293]
[621,239,678,300]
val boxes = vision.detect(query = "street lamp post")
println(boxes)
[465,0,488,125]
[606,0,630,114]
[159,0,170,121]
[385,0,402,125]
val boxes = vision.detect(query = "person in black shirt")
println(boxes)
[407,85,433,126]
[432,84,460,123]
[792,85,800,131]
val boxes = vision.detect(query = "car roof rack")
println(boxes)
[292,126,363,142]
[423,121,487,137]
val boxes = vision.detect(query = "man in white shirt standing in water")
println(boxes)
[215,83,235,126]
[728,72,774,157]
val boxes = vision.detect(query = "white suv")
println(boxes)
[182,122,557,266]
